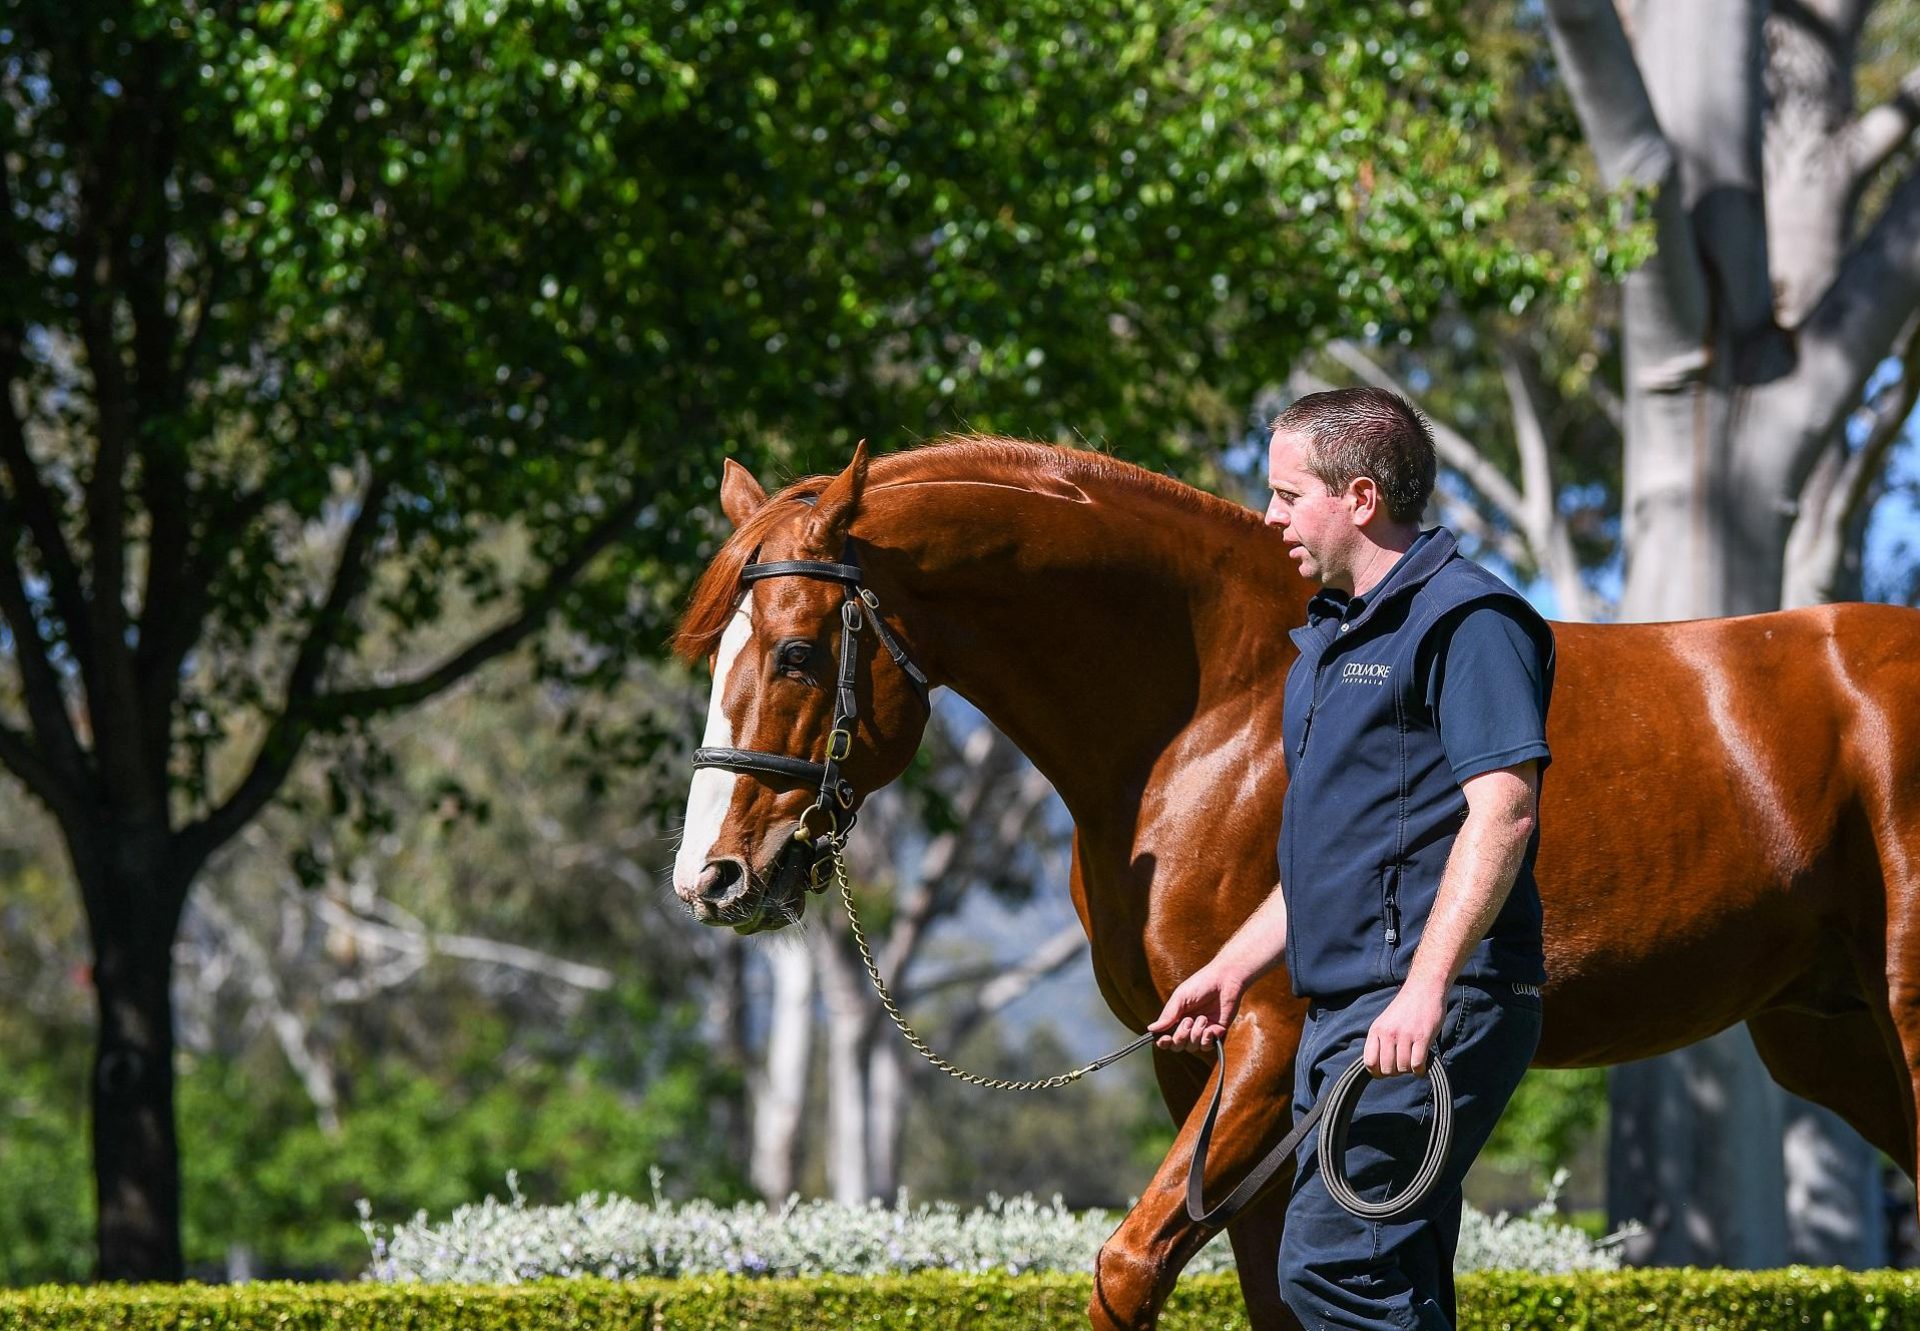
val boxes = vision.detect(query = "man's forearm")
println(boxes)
[1215,882,1291,984]
[1403,808,1534,995]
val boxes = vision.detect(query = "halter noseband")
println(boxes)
[690,541,930,871]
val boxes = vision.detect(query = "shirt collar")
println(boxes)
[1304,528,1453,628]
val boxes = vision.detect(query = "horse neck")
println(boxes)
[864,479,1300,829]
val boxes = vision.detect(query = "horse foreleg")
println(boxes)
[1089,1001,1307,1331]
[1219,1183,1301,1330]
[1157,1044,1299,1329]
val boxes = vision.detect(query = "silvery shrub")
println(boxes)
[360,1169,1636,1283]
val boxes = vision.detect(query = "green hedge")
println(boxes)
[4,1269,1920,1330]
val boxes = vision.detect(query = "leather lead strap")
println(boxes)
[1186,1037,1453,1228]
[1186,1037,1326,1228]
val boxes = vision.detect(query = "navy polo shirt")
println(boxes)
[1425,604,1552,784]
[1277,528,1554,1000]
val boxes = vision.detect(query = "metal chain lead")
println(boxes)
[830,847,1156,1091]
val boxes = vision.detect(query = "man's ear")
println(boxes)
[720,457,768,529]
[805,441,871,550]
[1347,475,1384,527]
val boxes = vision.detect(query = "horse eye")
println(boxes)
[778,641,813,672]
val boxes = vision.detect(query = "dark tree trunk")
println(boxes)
[85,857,188,1283]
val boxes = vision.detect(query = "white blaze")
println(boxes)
[674,597,754,896]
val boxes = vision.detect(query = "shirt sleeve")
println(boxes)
[1424,603,1551,784]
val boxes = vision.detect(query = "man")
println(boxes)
[1149,387,1553,1330]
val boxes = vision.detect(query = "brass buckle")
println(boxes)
[826,728,852,761]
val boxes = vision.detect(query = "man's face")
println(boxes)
[1265,428,1357,589]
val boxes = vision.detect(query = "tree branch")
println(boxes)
[429,931,617,991]
[171,249,226,401]
[0,78,94,692]
[1498,345,1602,622]
[119,42,192,763]
[1641,1,1774,342]
[0,711,71,819]
[0,357,94,685]
[186,888,342,1133]
[937,923,1088,1051]
[1794,158,1920,491]
[177,483,644,870]
[309,488,649,721]
[1499,348,1558,544]
[1847,66,1920,194]
[59,38,151,820]
[1542,0,1712,374]
[312,890,616,992]
[1540,0,1677,190]
[1319,343,1533,526]
[0,518,91,816]
[1783,311,1920,607]
[172,473,393,871]
[137,481,273,739]
[1835,320,1920,539]
[1430,484,1532,573]
[1590,376,1626,434]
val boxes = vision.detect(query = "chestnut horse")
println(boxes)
[670,439,1920,1331]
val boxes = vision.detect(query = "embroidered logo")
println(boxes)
[1510,982,1542,998]
[1340,661,1392,686]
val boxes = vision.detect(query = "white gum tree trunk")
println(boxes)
[1543,0,1920,1267]
[749,942,816,1201]
[753,715,1084,1203]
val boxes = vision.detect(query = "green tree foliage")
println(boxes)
[0,1001,739,1283]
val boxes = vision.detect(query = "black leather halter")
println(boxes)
[690,541,930,857]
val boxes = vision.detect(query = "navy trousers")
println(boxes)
[1279,979,1543,1331]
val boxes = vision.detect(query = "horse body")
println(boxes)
[1535,608,1912,1071]
[674,441,1920,1331]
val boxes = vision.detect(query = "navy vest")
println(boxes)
[1277,529,1554,1000]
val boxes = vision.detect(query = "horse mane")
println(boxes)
[671,435,1257,662]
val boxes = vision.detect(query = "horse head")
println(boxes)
[670,445,933,932]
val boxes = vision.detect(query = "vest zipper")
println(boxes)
[1295,619,1344,759]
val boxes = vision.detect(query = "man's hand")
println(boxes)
[1148,962,1247,1051]
[1364,983,1447,1076]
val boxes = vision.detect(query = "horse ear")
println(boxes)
[720,457,768,529]
[805,441,870,550]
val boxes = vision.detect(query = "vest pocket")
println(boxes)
[1379,862,1402,983]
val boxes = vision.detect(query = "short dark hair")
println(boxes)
[1270,387,1436,523]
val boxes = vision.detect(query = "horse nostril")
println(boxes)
[698,858,745,902]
